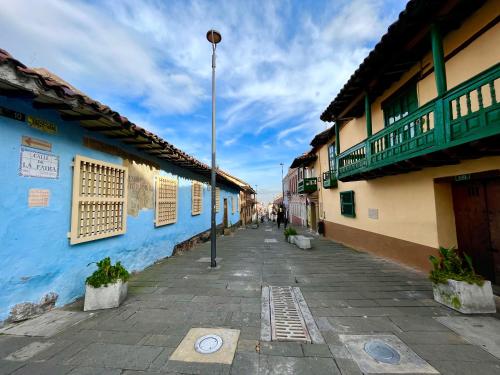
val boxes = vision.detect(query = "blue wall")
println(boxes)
[0,96,240,321]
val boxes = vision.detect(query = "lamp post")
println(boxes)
[280,163,284,205]
[207,29,221,269]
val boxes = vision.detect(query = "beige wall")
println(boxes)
[319,156,500,250]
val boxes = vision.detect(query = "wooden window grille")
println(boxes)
[216,187,220,212]
[340,190,355,218]
[231,196,235,214]
[155,176,177,226]
[192,181,202,215]
[70,155,128,245]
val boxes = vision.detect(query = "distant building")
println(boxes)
[0,49,251,321]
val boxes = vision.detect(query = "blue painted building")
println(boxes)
[0,49,246,322]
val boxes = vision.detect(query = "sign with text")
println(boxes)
[0,105,25,122]
[19,147,59,179]
[27,115,58,134]
[22,136,52,152]
[28,189,50,207]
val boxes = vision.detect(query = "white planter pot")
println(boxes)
[432,279,496,314]
[294,235,311,250]
[84,280,128,311]
[288,235,296,244]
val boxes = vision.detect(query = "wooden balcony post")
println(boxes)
[365,94,372,137]
[431,24,447,97]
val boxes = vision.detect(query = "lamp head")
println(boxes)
[206,29,222,44]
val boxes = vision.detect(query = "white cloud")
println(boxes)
[0,0,406,202]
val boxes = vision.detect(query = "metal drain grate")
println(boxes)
[269,286,311,342]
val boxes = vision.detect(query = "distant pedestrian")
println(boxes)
[277,205,284,228]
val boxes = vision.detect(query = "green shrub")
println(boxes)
[86,257,130,288]
[429,247,484,286]
[284,227,297,238]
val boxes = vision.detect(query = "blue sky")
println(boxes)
[0,0,406,203]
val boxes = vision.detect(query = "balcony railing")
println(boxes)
[337,64,500,181]
[322,170,338,189]
[298,177,317,193]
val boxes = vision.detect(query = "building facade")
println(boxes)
[314,0,500,286]
[0,50,247,321]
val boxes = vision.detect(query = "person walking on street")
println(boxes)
[277,205,284,229]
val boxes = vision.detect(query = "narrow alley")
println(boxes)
[1,224,499,375]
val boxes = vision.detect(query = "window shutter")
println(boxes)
[155,176,177,226]
[192,181,202,215]
[216,187,220,213]
[340,191,355,218]
[70,155,128,244]
[231,196,235,214]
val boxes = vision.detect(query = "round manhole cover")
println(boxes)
[194,334,223,354]
[364,340,401,364]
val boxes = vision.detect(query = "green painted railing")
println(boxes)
[322,170,338,189]
[298,177,318,193]
[337,64,500,180]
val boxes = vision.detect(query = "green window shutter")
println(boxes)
[383,82,418,127]
[340,191,355,217]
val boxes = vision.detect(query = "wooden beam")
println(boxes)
[60,113,102,121]
[82,125,123,131]
[33,101,73,110]
[0,88,36,99]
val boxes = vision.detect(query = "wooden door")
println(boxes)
[310,202,317,232]
[452,181,495,281]
[223,198,228,228]
[486,179,500,283]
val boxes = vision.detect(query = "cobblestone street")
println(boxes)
[1,224,500,375]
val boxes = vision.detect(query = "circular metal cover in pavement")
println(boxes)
[194,334,223,354]
[364,340,401,364]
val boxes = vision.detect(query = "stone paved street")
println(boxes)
[1,224,500,374]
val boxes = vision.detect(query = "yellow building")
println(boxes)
[312,0,500,286]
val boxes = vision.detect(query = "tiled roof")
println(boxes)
[0,48,248,190]
[290,151,317,168]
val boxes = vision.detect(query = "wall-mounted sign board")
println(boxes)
[28,189,50,207]
[27,116,57,134]
[22,136,52,152]
[0,105,25,122]
[19,147,59,179]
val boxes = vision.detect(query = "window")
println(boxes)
[383,83,418,126]
[328,143,336,172]
[155,176,177,226]
[231,196,235,214]
[216,187,220,213]
[192,181,202,215]
[340,191,355,218]
[69,155,128,245]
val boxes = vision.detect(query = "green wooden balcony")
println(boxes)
[338,64,500,181]
[298,177,317,193]
[322,170,338,189]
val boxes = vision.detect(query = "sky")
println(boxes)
[0,0,407,204]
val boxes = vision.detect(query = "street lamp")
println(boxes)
[207,29,221,268]
[280,163,284,205]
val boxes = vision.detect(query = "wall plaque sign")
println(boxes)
[19,147,59,179]
[28,189,50,207]
[22,136,52,152]
[0,105,25,122]
[27,115,58,134]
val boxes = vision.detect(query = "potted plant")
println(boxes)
[84,257,130,311]
[429,247,496,314]
[284,227,297,243]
